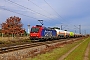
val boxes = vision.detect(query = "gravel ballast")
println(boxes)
[0,41,65,60]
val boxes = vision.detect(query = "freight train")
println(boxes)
[30,25,82,40]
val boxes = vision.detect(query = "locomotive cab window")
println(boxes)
[31,28,39,33]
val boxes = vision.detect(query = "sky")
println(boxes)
[0,0,90,34]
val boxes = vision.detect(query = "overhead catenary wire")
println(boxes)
[7,0,55,20]
[29,0,65,24]
[44,0,65,20]
[44,0,78,30]
[28,0,52,16]
[28,0,64,24]
[27,0,64,24]
[0,6,38,19]
[6,0,63,24]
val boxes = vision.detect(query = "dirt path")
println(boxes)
[58,39,86,60]
[83,42,90,60]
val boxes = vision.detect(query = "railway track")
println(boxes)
[0,38,82,54]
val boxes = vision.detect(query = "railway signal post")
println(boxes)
[27,24,30,37]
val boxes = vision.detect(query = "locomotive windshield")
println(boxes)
[31,28,39,33]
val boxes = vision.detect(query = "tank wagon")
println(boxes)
[30,25,82,40]
[55,29,74,38]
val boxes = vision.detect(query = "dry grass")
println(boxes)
[0,36,31,47]
[0,36,29,41]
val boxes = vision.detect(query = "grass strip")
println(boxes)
[26,39,84,60]
[89,44,90,60]
[65,37,90,60]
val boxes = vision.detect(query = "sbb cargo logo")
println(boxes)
[44,30,52,37]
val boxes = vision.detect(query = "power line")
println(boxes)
[28,0,52,16]
[7,0,55,20]
[0,6,38,19]
[4,0,63,25]
[44,0,65,20]
[74,25,82,34]
[28,0,63,24]
[0,7,54,27]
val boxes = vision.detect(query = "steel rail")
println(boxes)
[0,38,81,54]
